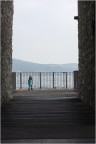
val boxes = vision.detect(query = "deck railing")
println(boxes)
[12,71,78,90]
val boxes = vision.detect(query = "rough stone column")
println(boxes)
[0,1,1,105]
[0,1,1,143]
[78,1,95,110]
[1,0,13,103]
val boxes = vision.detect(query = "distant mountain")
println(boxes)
[12,58,78,72]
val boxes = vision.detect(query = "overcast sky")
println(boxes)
[13,0,78,64]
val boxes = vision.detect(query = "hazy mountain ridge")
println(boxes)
[12,58,78,72]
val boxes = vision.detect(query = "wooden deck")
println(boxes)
[1,90,95,143]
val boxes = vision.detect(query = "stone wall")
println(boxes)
[78,1,95,110]
[0,1,1,105]
[1,0,13,103]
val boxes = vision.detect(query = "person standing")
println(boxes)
[28,76,33,90]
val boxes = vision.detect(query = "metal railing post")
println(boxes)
[20,73,22,89]
[66,72,67,89]
[40,72,41,89]
[63,72,64,89]
[53,72,54,89]
[74,71,78,89]
[12,72,16,91]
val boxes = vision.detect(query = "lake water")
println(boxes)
[16,72,74,90]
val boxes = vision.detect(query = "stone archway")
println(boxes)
[0,0,95,111]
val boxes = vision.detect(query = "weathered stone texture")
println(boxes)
[0,1,1,105]
[1,1,13,103]
[78,1,95,110]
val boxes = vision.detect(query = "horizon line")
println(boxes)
[12,57,78,65]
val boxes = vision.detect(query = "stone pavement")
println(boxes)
[1,90,95,143]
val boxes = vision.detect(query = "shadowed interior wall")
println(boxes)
[1,0,13,103]
[78,1,95,110]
